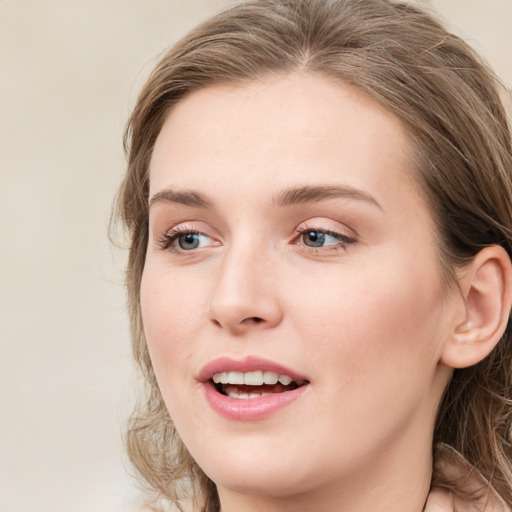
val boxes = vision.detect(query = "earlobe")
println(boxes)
[441,246,512,369]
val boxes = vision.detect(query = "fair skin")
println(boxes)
[141,73,510,512]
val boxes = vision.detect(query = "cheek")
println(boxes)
[139,266,206,398]
[289,256,444,388]
[281,259,447,463]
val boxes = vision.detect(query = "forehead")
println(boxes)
[149,72,418,203]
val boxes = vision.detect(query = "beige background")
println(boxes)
[1,1,511,511]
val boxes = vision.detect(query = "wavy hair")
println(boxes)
[115,1,512,509]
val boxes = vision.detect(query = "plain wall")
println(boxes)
[1,1,510,511]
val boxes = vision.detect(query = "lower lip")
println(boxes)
[203,382,308,421]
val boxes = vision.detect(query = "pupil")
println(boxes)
[179,233,200,250]
[305,231,325,247]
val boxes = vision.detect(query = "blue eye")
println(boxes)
[297,228,356,252]
[301,230,344,248]
[177,232,202,250]
[159,229,215,252]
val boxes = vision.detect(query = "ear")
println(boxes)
[441,245,512,369]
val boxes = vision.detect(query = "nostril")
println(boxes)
[210,317,262,328]
[244,317,264,324]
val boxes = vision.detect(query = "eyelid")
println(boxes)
[157,222,220,252]
[296,229,355,249]
[294,218,357,252]
[296,218,356,238]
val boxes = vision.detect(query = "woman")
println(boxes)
[116,1,512,510]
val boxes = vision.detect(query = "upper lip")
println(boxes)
[197,355,309,383]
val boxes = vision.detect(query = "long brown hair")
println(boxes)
[116,1,512,509]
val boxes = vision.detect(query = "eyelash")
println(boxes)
[295,228,356,253]
[157,226,213,253]
[157,226,356,254]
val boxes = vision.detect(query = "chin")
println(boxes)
[210,464,313,499]
[189,439,324,499]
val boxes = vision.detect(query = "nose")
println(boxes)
[207,245,284,334]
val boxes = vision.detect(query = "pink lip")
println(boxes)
[198,356,310,421]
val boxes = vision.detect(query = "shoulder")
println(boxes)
[425,444,510,512]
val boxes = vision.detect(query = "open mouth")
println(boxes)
[211,370,309,399]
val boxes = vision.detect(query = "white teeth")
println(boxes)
[212,372,228,384]
[278,375,293,386]
[227,390,273,399]
[212,370,296,386]
[230,371,244,385]
[244,371,263,385]
[263,371,279,385]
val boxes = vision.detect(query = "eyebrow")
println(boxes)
[149,188,213,209]
[273,185,382,210]
[148,184,382,210]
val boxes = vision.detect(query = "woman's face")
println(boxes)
[142,73,456,505]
